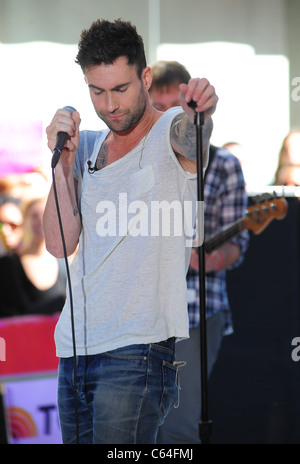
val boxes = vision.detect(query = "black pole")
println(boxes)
[188,101,212,444]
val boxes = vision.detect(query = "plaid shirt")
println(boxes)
[187,146,249,334]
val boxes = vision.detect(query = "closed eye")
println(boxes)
[88,83,129,95]
[89,85,103,96]
[116,87,127,93]
[113,84,129,94]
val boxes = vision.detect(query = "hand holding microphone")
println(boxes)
[47,106,79,169]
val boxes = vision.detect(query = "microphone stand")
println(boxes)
[188,101,212,444]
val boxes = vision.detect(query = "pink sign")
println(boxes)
[0,121,43,176]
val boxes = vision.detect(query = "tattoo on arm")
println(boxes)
[170,113,212,161]
[73,206,79,216]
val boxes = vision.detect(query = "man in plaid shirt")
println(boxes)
[188,144,249,335]
[150,61,249,444]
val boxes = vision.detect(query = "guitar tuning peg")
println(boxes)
[270,202,278,210]
[252,195,261,205]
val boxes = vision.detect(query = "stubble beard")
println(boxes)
[98,88,147,134]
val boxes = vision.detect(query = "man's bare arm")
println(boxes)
[42,108,81,258]
[170,113,213,172]
[43,166,81,258]
[170,77,217,172]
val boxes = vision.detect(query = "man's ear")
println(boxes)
[142,66,153,91]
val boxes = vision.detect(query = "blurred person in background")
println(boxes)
[0,195,23,256]
[150,60,249,444]
[0,197,66,318]
[0,168,50,202]
[223,141,245,170]
[273,130,300,186]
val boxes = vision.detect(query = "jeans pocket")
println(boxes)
[160,360,185,417]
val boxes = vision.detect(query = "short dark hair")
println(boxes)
[151,61,191,89]
[75,19,147,77]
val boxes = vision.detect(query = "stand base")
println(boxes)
[199,420,212,444]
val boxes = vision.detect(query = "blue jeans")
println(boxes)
[57,338,179,444]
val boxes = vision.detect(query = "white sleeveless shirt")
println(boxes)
[55,107,198,357]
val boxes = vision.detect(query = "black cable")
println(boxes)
[52,167,80,444]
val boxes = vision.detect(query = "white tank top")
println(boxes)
[55,107,198,357]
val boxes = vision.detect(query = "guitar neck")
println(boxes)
[205,217,245,253]
[203,197,288,253]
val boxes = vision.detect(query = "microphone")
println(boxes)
[51,106,77,169]
[87,160,98,174]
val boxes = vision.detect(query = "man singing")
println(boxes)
[43,18,218,444]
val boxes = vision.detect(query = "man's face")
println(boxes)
[149,85,181,112]
[0,203,23,250]
[84,56,150,132]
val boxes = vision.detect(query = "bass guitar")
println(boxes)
[205,196,288,253]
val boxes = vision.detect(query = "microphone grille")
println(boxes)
[63,106,77,114]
